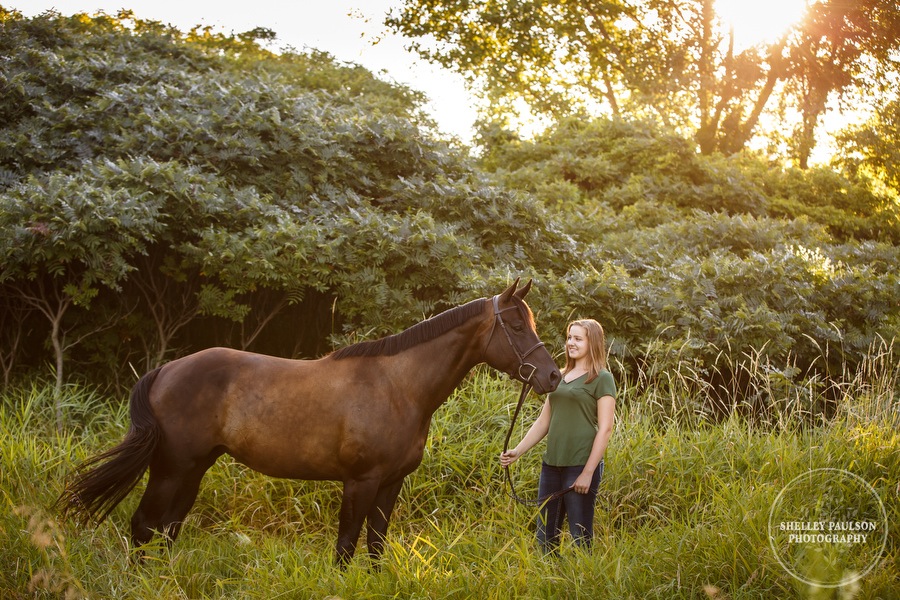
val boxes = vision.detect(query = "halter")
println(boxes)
[486,295,545,384]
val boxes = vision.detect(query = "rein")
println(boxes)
[502,379,574,506]
[487,295,574,506]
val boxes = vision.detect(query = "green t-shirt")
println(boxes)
[543,370,617,467]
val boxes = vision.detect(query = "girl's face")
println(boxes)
[566,324,590,363]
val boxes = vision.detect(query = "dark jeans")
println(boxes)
[536,460,604,554]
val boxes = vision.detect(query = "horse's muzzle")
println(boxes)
[530,367,561,395]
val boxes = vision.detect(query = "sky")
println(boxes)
[11,1,479,143]
[715,0,809,51]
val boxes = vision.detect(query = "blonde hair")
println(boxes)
[563,319,607,382]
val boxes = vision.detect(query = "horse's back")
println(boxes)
[152,347,307,411]
[147,347,393,479]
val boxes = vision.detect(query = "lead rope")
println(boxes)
[502,380,574,506]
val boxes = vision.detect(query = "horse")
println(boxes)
[57,278,561,566]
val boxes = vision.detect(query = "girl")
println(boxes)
[500,319,616,553]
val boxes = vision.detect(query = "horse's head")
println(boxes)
[484,278,561,395]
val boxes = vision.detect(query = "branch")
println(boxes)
[240,294,289,350]
[733,36,790,151]
[583,3,623,116]
[60,304,130,355]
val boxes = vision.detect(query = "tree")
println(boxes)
[780,0,900,167]
[472,112,900,414]
[0,286,31,388]
[0,8,574,391]
[0,162,163,426]
[834,96,900,197]
[387,0,900,163]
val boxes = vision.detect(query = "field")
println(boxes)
[2,352,898,599]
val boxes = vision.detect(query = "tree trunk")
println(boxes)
[696,0,715,154]
[724,37,789,154]
[50,311,65,431]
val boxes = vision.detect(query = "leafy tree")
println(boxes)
[478,116,767,220]
[0,162,163,425]
[834,97,900,198]
[751,163,900,244]
[387,0,900,163]
[0,8,572,393]
[2,7,896,423]
[480,115,900,243]
[783,0,900,168]
[474,114,900,416]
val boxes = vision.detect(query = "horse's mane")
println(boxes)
[330,298,487,360]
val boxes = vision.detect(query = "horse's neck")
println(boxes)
[390,322,486,416]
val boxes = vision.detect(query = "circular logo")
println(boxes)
[768,468,888,587]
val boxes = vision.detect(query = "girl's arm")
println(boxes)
[572,395,615,494]
[499,399,551,467]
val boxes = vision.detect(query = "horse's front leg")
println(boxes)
[336,478,381,567]
[366,478,405,564]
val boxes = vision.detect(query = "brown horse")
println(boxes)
[58,278,560,565]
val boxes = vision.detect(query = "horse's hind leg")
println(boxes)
[130,459,214,549]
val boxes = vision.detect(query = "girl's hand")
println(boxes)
[499,449,520,468]
[573,471,593,494]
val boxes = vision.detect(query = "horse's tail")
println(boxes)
[57,366,164,525]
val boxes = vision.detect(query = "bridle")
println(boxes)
[487,295,574,506]
[485,295,545,385]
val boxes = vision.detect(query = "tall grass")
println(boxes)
[621,336,899,430]
[2,347,897,599]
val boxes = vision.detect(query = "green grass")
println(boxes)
[2,354,898,599]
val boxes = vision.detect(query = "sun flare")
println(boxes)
[715,0,810,49]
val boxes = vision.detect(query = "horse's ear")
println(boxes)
[514,279,533,300]
[499,277,521,303]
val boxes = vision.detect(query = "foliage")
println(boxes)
[0,8,572,392]
[834,96,900,199]
[0,7,897,415]
[478,113,900,243]
[740,158,900,244]
[478,116,900,409]
[536,216,899,398]
[388,0,900,165]
[2,370,898,597]
[1,6,896,593]
[478,117,768,217]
